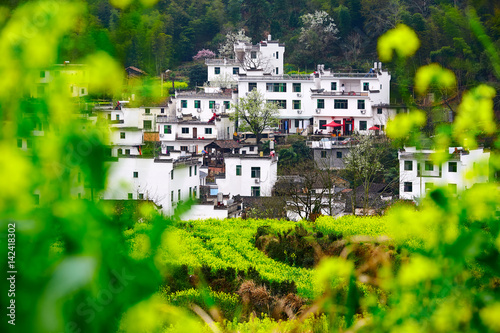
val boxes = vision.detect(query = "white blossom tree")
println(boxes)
[298,11,340,65]
[218,29,251,58]
[343,135,383,214]
[233,89,280,145]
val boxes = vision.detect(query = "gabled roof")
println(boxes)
[205,140,241,150]
[125,66,148,76]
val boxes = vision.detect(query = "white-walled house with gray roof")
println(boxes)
[399,146,490,201]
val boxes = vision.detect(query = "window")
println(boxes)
[236,165,241,176]
[125,149,130,155]
[178,189,181,200]
[205,128,212,135]
[81,88,85,95]
[404,182,413,192]
[164,125,171,134]
[251,51,257,59]
[292,100,301,109]
[449,161,457,172]
[233,67,239,74]
[404,161,413,171]
[133,171,138,178]
[116,114,120,120]
[249,146,255,152]
[276,67,279,75]
[377,108,382,114]
[180,146,188,151]
[321,150,327,158]
[166,146,174,152]
[358,100,365,109]
[266,83,286,92]
[293,83,301,92]
[189,166,192,177]
[295,119,300,128]
[194,165,197,175]
[359,121,367,131]
[267,100,286,108]
[194,100,200,108]
[317,99,325,109]
[143,120,152,130]
[194,186,197,198]
[17,139,22,148]
[189,187,192,198]
[161,108,164,114]
[118,148,123,155]
[139,193,144,200]
[223,101,230,109]
[319,120,327,129]
[248,82,257,91]
[214,67,220,74]
[120,132,125,139]
[145,108,150,114]
[40,71,45,78]
[181,100,187,108]
[331,82,337,90]
[276,52,279,59]
[171,170,174,180]
[128,193,133,199]
[251,167,260,178]
[448,183,457,194]
[171,191,174,202]
[209,100,215,109]
[182,127,189,134]
[334,99,348,109]
[425,161,434,171]
[363,82,369,91]
[337,151,342,158]
[251,186,260,197]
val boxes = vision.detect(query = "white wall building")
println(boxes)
[236,63,394,136]
[206,35,285,83]
[103,156,201,214]
[35,63,89,98]
[399,147,490,200]
[215,155,278,197]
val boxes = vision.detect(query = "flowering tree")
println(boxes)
[192,49,216,60]
[218,29,251,58]
[298,11,340,65]
[233,89,280,145]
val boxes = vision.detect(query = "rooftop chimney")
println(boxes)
[268,34,272,41]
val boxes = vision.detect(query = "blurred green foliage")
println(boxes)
[1,1,500,333]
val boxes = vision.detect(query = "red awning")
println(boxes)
[369,125,380,130]
[325,121,343,127]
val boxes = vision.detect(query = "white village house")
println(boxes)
[399,146,490,200]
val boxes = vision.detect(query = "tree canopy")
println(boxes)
[233,89,280,145]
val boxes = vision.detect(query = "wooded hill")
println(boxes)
[5,0,500,105]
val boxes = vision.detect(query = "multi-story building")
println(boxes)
[35,62,89,98]
[214,154,278,197]
[103,155,201,214]
[399,146,490,200]
[206,35,285,83]
[236,63,393,136]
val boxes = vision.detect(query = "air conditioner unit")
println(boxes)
[159,133,164,138]
[297,93,302,97]
[197,108,201,113]
[360,110,366,114]
[315,109,321,114]
[254,178,260,184]
[297,110,303,114]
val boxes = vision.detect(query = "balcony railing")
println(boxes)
[205,58,240,65]
[311,91,369,97]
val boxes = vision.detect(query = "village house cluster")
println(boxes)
[26,36,491,219]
